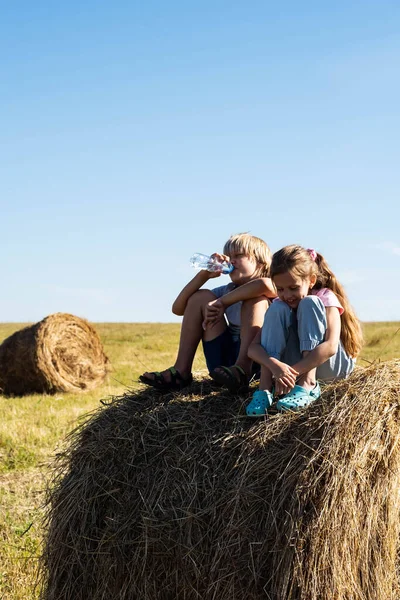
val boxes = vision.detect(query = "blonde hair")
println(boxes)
[270,245,363,358]
[223,233,272,277]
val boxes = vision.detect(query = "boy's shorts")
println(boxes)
[202,329,240,374]
[202,329,260,379]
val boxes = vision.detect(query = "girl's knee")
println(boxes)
[298,295,325,315]
[265,300,292,321]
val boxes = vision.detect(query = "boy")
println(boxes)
[140,233,276,393]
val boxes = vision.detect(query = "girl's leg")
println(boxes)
[261,301,300,365]
[296,296,326,390]
[275,297,330,411]
[296,295,355,384]
[142,290,226,382]
[247,302,297,416]
[257,301,298,392]
[259,364,274,392]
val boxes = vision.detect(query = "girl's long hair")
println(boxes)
[270,245,363,357]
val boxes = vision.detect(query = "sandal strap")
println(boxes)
[219,365,248,386]
[166,366,180,385]
[149,371,165,385]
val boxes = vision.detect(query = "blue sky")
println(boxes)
[1,1,399,323]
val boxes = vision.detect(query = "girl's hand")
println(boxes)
[270,360,298,395]
[202,298,225,330]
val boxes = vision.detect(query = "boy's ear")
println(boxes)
[310,274,317,288]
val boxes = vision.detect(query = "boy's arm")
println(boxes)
[172,270,219,316]
[202,278,276,329]
[219,278,276,308]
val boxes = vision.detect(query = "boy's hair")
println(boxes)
[223,233,272,277]
[270,244,363,358]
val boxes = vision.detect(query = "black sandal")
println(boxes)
[139,367,193,392]
[209,365,249,393]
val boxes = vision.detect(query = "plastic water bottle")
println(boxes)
[190,253,234,274]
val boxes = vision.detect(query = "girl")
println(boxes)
[246,245,363,416]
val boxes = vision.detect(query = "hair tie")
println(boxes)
[307,248,317,261]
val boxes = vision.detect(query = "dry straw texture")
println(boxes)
[40,360,400,600]
[0,313,109,395]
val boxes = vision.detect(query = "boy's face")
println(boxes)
[228,251,259,285]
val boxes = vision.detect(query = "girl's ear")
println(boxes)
[309,274,317,289]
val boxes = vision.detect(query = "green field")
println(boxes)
[0,321,399,599]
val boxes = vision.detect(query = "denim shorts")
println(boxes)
[202,329,260,378]
[202,329,241,373]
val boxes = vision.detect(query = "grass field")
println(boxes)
[0,321,399,599]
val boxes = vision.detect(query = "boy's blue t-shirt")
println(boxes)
[211,283,241,335]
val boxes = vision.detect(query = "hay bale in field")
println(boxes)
[40,360,400,600]
[0,313,110,396]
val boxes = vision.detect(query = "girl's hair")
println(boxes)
[270,244,363,358]
[223,233,272,277]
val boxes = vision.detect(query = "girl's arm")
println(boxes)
[248,331,298,389]
[291,307,341,375]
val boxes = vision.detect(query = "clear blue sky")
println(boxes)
[1,1,399,323]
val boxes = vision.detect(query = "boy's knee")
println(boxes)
[187,289,217,308]
[242,296,266,307]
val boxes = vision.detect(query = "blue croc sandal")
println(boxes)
[246,390,273,417]
[276,382,321,412]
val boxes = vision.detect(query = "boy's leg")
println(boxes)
[236,296,270,375]
[210,296,269,384]
[142,290,226,383]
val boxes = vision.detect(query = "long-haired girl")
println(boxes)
[246,244,363,416]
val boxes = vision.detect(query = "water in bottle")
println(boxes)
[190,253,234,274]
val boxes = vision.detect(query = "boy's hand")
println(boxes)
[270,360,298,395]
[202,298,225,330]
[203,252,230,279]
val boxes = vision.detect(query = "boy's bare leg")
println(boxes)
[212,297,269,380]
[236,297,270,375]
[142,290,226,383]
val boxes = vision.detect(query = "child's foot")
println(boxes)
[209,365,249,393]
[276,382,321,412]
[246,389,273,417]
[139,367,193,392]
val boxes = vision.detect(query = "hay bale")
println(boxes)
[40,361,400,600]
[0,313,109,395]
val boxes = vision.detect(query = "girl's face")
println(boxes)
[273,271,316,309]
[228,251,259,285]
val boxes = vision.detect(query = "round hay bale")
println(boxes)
[40,360,400,600]
[0,313,110,395]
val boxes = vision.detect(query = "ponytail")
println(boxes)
[313,253,363,357]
